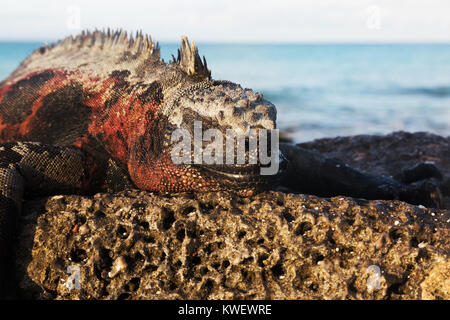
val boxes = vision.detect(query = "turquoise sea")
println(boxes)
[1,42,449,142]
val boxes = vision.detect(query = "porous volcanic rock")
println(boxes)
[13,132,450,300]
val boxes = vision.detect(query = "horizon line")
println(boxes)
[1,39,450,45]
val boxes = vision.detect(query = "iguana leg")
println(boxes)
[0,142,89,298]
[279,143,443,208]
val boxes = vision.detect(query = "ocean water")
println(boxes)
[1,42,449,142]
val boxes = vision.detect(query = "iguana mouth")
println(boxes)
[197,151,287,190]
[199,164,274,191]
[200,164,263,181]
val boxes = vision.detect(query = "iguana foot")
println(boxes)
[399,180,443,209]
[394,163,443,208]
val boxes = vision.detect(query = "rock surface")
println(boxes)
[13,131,450,300]
[299,131,450,209]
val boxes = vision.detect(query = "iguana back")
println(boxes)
[0,29,210,166]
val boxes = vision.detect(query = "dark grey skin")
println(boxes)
[0,30,443,298]
[279,143,442,208]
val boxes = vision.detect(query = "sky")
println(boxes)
[0,0,449,43]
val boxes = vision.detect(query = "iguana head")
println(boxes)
[127,39,280,195]
[128,79,279,195]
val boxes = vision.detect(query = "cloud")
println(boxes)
[0,0,449,42]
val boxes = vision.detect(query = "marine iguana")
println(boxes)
[0,30,443,297]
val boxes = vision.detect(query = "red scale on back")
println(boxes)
[0,69,162,170]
